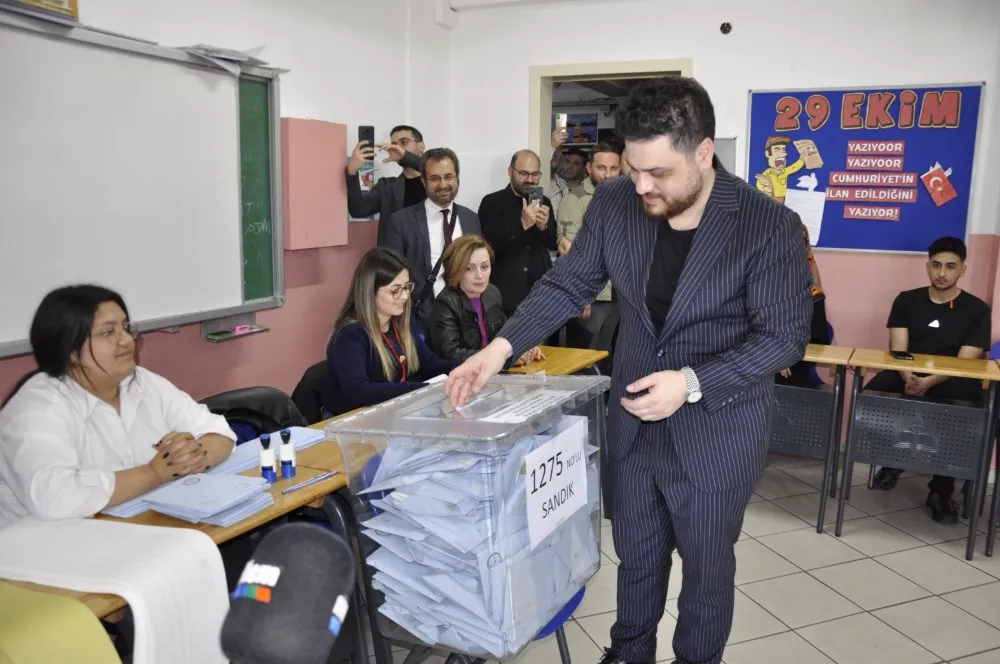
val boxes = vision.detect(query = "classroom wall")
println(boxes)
[0,0,408,400]
[441,0,1000,349]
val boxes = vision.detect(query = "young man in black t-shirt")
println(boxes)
[867,236,991,523]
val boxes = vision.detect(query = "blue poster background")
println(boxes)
[746,85,982,252]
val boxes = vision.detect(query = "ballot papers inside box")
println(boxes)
[327,374,610,661]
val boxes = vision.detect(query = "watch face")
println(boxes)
[688,391,703,403]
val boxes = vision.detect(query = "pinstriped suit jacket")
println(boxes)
[500,166,813,491]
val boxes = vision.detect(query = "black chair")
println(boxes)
[199,386,308,443]
[291,360,327,424]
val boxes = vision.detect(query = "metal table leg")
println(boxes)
[817,365,845,533]
[836,370,864,537]
[971,384,998,559]
[987,420,999,557]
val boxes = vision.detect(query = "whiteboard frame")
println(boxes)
[744,82,986,255]
[0,11,285,358]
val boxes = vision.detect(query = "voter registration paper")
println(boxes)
[326,375,611,661]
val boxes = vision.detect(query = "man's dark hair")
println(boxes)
[615,76,716,153]
[420,148,460,178]
[928,236,967,262]
[564,147,587,161]
[390,125,423,142]
[589,142,621,162]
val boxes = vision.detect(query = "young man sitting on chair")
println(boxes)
[868,236,991,523]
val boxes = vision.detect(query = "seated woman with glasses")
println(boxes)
[0,285,236,526]
[323,247,461,416]
[430,234,544,365]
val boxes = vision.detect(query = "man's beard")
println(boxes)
[641,172,704,221]
[511,180,532,197]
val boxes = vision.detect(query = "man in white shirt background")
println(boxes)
[383,148,483,327]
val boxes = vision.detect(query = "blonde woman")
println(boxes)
[430,234,544,366]
[323,248,461,416]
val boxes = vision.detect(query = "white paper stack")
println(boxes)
[143,474,269,523]
[202,492,275,527]
[101,427,325,519]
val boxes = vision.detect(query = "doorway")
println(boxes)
[528,59,694,183]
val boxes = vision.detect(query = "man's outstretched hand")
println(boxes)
[446,339,513,407]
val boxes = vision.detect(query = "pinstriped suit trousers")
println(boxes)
[610,425,754,664]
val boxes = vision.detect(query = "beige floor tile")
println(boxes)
[942,582,1000,630]
[740,501,812,538]
[876,546,996,595]
[756,529,865,571]
[576,609,676,662]
[796,612,938,664]
[511,620,601,664]
[755,469,819,500]
[739,572,862,629]
[808,558,931,611]
[722,631,834,664]
[874,596,1000,661]
[832,517,924,557]
[733,538,800,585]
[876,506,976,545]
[771,491,866,527]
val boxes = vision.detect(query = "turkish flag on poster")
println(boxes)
[921,163,958,207]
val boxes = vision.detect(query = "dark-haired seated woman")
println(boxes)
[429,234,544,365]
[323,248,461,417]
[0,285,236,527]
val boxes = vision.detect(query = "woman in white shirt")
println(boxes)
[0,285,236,527]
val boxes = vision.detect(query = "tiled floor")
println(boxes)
[368,453,1000,664]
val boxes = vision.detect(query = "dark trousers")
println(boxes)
[865,370,983,496]
[610,428,754,664]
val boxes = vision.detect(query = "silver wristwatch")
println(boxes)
[680,367,703,404]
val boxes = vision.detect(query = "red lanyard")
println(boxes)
[380,322,407,382]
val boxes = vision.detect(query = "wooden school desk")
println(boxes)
[506,345,608,376]
[838,349,1000,560]
[7,466,347,620]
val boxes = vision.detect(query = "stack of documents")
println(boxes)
[143,474,269,524]
[102,427,325,519]
[358,415,601,660]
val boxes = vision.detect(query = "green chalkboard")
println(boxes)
[239,78,275,301]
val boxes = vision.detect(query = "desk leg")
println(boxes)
[970,384,998,560]
[817,366,845,533]
[836,370,863,538]
[322,491,375,664]
[987,418,999,557]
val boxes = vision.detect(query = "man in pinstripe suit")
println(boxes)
[446,77,812,664]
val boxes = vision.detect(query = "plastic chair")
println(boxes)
[291,360,327,425]
[199,386,307,444]
[357,452,583,664]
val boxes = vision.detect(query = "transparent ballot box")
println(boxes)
[327,374,611,661]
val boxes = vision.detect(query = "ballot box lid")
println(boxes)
[325,374,610,451]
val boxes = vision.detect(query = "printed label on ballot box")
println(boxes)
[524,418,588,549]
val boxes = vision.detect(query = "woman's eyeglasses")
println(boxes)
[93,322,138,342]
[381,282,415,300]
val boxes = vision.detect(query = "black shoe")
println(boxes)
[598,649,622,664]
[926,491,960,524]
[873,467,903,490]
[598,649,652,664]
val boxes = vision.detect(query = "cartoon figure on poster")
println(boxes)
[754,136,824,202]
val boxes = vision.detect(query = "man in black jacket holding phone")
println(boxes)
[478,150,558,318]
[345,125,426,245]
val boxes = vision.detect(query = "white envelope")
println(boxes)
[363,512,429,541]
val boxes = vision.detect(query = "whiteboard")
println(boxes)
[716,137,738,176]
[0,17,250,354]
